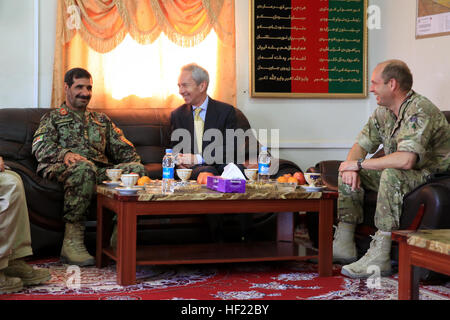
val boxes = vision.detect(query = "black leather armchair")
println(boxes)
[306,111,450,281]
[0,107,302,256]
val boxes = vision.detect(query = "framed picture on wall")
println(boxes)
[416,0,450,39]
[250,0,368,98]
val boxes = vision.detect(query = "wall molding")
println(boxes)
[33,0,39,108]
[276,141,353,149]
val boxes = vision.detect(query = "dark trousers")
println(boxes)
[191,164,251,242]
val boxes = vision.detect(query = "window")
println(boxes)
[101,32,219,101]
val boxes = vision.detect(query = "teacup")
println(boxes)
[244,168,258,181]
[304,173,322,186]
[106,168,122,182]
[176,169,192,181]
[120,173,139,188]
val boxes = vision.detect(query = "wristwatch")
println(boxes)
[357,158,364,171]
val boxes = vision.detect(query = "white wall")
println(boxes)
[0,0,56,108]
[236,0,450,170]
[0,0,449,170]
[0,0,34,107]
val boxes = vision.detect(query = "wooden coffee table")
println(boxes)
[96,184,337,285]
[392,229,450,300]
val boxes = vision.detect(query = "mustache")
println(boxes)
[76,94,91,99]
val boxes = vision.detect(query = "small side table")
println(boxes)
[392,229,450,300]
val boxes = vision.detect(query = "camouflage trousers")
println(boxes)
[45,160,145,222]
[338,168,429,231]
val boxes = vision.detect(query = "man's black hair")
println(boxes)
[64,68,92,87]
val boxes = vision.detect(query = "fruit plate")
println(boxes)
[118,183,145,189]
[276,182,298,192]
[301,185,325,192]
[103,180,121,187]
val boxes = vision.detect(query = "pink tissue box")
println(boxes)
[206,176,246,193]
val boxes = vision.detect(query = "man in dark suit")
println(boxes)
[170,63,241,179]
[170,63,250,241]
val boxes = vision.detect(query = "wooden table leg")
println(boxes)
[96,195,113,268]
[411,265,420,300]
[318,198,334,277]
[277,212,294,242]
[95,196,105,268]
[397,239,414,300]
[116,202,137,286]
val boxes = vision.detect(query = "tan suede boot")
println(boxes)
[0,270,23,294]
[4,259,51,286]
[332,222,358,264]
[60,222,95,266]
[341,230,392,278]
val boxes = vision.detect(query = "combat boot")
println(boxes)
[0,270,23,294]
[332,222,357,264]
[4,259,51,286]
[60,222,95,266]
[341,230,392,278]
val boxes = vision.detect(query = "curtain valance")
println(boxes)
[60,0,234,53]
[52,0,236,109]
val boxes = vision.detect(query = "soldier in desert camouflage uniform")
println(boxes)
[32,68,145,266]
[332,60,450,278]
[0,157,50,293]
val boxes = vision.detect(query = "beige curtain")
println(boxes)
[52,0,236,109]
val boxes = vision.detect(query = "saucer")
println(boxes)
[103,180,121,187]
[301,185,325,192]
[119,183,145,189]
[115,186,141,195]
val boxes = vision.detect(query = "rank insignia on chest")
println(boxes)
[120,136,134,147]
[60,108,68,116]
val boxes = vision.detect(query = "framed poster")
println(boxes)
[250,0,368,98]
[416,0,450,39]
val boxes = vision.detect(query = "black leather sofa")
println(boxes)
[0,107,302,256]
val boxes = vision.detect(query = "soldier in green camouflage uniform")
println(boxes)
[32,68,145,266]
[332,60,450,278]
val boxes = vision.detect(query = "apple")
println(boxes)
[293,172,306,185]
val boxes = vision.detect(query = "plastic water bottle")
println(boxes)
[162,149,175,193]
[258,146,271,182]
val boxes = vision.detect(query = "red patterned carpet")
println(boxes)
[1,258,449,301]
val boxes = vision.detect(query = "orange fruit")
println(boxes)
[277,176,288,183]
[197,172,214,185]
[288,177,298,184]
[137,176,151,186]
[283,173,292,178]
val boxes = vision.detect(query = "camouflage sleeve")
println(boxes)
[105,116,142,164]
[32,113,71,164]
[356,109,383,154]
[396,103,432,167]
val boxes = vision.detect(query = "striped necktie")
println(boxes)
[194,107,204,154]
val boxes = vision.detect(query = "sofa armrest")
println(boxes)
[5,160,62,195]
[401,174,450,230]
[314,160,342,191]
[271,158,303,178]
[5,160,65,227]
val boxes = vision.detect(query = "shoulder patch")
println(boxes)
[32,135,43,146]
[60,108,68,116]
